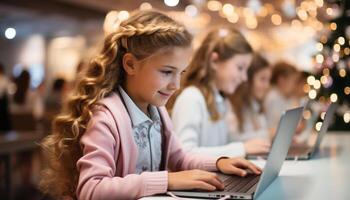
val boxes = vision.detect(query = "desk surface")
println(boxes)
[142,131,350,200]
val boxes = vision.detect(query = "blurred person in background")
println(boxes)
[264,61,299,138]
[229,53,272,149]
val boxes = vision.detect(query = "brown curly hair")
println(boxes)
[39,10,192,199]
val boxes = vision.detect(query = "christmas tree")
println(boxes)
[312,0,350,130]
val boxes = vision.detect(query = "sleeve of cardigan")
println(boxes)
[76,108,168,200]
[171,87,246,158]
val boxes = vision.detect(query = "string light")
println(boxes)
[345,87,350,95]
[330,22,337,30]
[333,44,341,52]
[316,42,323,51]
[344,113,350,123]
[320,112,326,120]
[164,0,179,7]
[314,80,321,89]
[338,37,345,45]
[222,3,234,16]
[315,0,324,7]
[307,75,316,85]
[140,2,152,10]
[5,27,16,39]
[185,5,198,17]
[326,7,333,16]
[315,122,323,131]
[339,69,347,77]
[207,0,222,11]
[271,14,282,25]
[316,54,324,63]
[330,93,338,102]
[308,89,317,99]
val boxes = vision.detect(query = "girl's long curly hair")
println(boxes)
[168,26,252,121]
[39,10,192,199]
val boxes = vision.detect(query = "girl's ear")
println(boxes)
[122,53,138,75]
[210,52,219,70]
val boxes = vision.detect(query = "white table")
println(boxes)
[142,131,350,200]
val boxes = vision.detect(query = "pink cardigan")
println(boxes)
[76,92,219,200]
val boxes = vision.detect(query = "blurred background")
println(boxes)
[0,0,349,200]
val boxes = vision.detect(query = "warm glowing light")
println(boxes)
[246,17,258,29]
[316,54,324,63]
[333,44,341,52]
[345,87,350,95]
[185,5,198,17]
[140,2,152,10]
[222,3,234,16]
[315,122,323,131]
[316,42,323,51]
[330,93,338,102]
[326,7,333,15]
[330,22,337,30]
[344,113,350,123]
[5,27,16,39]
[314,80,321,89]
[164,0,179,7]
[227,13,239,23]
[338,37,345,45]
[308,89,317,99]
[307,76,316,85]
[320,112,326,120]
[297,8,308,20]
[207,0,222,11]
[315,0,324,7]
[271,14,282,25]
[339,69,346,77]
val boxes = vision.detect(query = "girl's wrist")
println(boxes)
[215,156,229,171]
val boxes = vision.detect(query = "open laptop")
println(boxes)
[169,107,303,199]
[247,103,337,160]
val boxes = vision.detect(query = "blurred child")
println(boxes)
[229,53,271,153]
[264,61,299,137]
[171,27,269,157]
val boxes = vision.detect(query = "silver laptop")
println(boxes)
[169,107,303,199]
[247,103,337,160]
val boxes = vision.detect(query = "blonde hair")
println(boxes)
[169,26,252,121]
[39,10,192,199]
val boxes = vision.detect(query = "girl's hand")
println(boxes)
[168,170,225,191]
[216,158,262,177]
[244,138,271,154]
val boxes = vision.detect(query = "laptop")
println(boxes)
[168,107,303,199]
[247,103,337,160]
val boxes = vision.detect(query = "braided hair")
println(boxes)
[39,10,192,199]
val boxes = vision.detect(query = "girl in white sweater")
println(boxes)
[170,27,269,157]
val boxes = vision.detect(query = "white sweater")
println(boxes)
[171,86,245,157]
[228,100,269,142]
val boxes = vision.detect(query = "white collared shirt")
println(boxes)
[119,87,163,174]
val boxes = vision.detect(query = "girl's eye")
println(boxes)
[161,70,172,76]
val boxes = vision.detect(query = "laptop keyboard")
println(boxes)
[217,173,260,193]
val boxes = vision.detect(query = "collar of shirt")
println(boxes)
[118,86,160,127]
